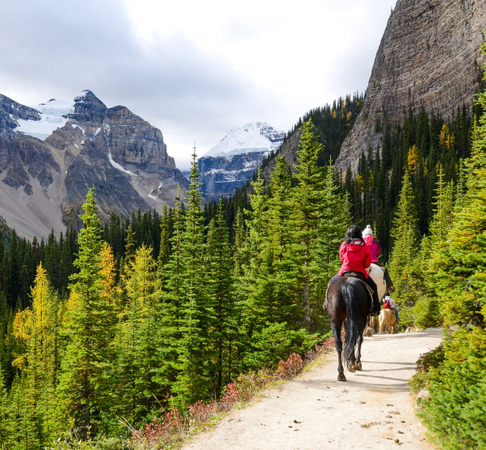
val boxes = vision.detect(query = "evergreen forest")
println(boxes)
[0,51,485,450]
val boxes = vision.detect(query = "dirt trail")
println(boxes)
[182,329,442,450]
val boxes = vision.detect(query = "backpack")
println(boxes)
[383,299,391,309]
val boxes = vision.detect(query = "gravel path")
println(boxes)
[181,329,442,450]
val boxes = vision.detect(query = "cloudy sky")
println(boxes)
[0,0,396,170]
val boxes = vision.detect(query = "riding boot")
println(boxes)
[383,268,395,293]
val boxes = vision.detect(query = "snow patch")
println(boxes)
[108,151,137,177]
[15,98,74,140]
[71,124,86,135]
[202,122,284,158]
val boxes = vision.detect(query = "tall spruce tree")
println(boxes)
[158,204,171,278]
[411,164,454,328]
[388,170,420,309]
[206,200,236,396]
[263,155,300,327]
[243,169,269,331]
[57,189,116,437]
[315,160,350,323]
[292,119,326,331]
[174,147,213,404]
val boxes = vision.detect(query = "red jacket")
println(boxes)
[363,235,381,263]
[338,239,371,278]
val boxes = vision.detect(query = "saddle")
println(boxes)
[342,271,365,281]
[342,272,375,313]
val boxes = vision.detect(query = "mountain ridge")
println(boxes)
[0,90,188,239]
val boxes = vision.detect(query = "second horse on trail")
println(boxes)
[379,309,397,334]
[364,263,388,336]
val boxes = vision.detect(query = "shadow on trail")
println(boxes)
[361,361,416,366]
[298,377,412,393]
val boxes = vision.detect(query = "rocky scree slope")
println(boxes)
[0,90,188,239]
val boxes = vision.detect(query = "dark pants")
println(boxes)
[363,276,380,313]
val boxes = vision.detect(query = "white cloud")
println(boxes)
[0,0,396,170]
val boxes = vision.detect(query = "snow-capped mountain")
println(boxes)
[198,122,285,200]
[0,90,187,239]
[202,122,285,158]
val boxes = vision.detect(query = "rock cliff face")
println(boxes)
[198,122,285,200]
[0,94,40,141]
[336,0,486,172]
[0,90,188,239]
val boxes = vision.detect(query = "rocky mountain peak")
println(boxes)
[335,0,486,172]
[0,90,188,239]
[67,90,107,124]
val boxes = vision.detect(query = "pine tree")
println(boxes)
[0,368,9,445]
[206,200,237,396]
[292,119,325,331]
[174,147,214,404]
[158,204,171,277]
[57,188,116,437]
[412,164,454,328]
[115,244,162,424]
[263,155,300,327]
[242,169,269,331]
[165,186,184,304]
[315,160,350,325]
[388,170,420,310]
[10,263,59,446]
[432,116,486,326]
[124,224,137,268]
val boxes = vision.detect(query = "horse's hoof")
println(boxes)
[356,363,362,371]
[348,365,356,373]
[338,373,346,381]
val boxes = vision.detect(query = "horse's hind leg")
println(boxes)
[355,331,364,371]
[332,324,346,381]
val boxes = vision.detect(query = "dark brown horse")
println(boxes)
[324,275,372,381]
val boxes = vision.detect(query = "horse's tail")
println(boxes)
[341,282,360,368]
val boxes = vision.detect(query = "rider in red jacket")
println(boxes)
[338,225,381,315]
[338,238,372,278]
